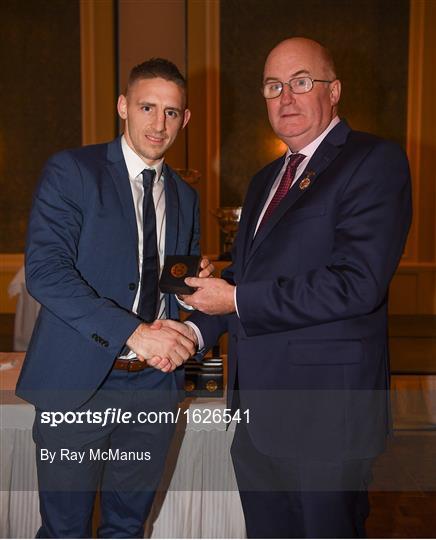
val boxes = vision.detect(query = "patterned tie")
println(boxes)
[137,168,159,323]
[259,153,305,227]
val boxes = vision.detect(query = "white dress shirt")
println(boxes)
[120,136,166,358]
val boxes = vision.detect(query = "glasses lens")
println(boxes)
[263,81,283,99]
[290,77,312,94]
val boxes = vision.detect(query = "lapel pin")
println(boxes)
[299,171,315,191]
[299,177,311,190]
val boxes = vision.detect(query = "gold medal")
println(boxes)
[206,380,218,392]
[170,263,188,278]
[184,380,195,392]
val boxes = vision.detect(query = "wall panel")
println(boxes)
[117,0,187,168]
[0,0,81,253]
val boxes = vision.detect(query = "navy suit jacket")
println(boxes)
[16,137,200,411]
[189,120,411,460]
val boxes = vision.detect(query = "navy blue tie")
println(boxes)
[137,169,159,323]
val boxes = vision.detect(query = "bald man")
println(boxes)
[176,38,412,537]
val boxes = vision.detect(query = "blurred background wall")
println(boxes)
[0,0,81,253]
[220,0,409,205]
[1,0,436,317]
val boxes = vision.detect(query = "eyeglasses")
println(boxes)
[262,77,334,99]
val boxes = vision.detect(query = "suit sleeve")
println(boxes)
[236,140,412,336]
[187,245,237,351]
[25,152,140,357]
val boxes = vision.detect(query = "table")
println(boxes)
[0,353,246,538]
[7,267,40,351]
[391,375,436,430]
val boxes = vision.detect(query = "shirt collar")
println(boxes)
[121,135,164,182]
[286,115,341,160]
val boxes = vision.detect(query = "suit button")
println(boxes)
[129,283,136,291]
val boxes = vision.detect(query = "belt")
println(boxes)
[113,358,151,372]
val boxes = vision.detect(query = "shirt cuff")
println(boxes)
[185,321,205,351]
[176,294,195,311]
[234,286,240,318]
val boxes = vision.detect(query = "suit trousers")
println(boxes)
[33,366,179,538]
[231,422,373,539]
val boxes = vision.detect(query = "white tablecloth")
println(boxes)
[147,399,245,538]
[0,405,40,538]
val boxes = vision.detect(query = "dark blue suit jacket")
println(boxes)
[189,120,411,460]
[16,137,200,411]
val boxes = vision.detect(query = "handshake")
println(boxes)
[125,256,215,373]
[126,319,198,373]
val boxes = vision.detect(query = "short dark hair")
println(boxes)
[127,58,186,93]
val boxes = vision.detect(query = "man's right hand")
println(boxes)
[126,322,196,372]
[154,319,199,347]
[148,319,199,372]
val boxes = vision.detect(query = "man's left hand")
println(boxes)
[178,257,215,304]
[182,277,236,315]
[198,257,215,278]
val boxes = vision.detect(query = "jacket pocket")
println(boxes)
[289,339,362,365]
[288,204,326,223]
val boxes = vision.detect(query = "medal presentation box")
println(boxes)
[184,356,224,398]
[159,255,201,295]
[169,256,228,398]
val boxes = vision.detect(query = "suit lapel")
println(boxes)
[106,137,138,254]
[163,164,179,255]
[239,157,285,266]
[246,120,350,265]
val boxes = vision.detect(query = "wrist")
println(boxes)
[188,326,198,347]
[184,321,201,350]
[127,322,149,346]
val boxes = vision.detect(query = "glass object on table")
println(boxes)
[173,168,201,186]
[213,206,242,260]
